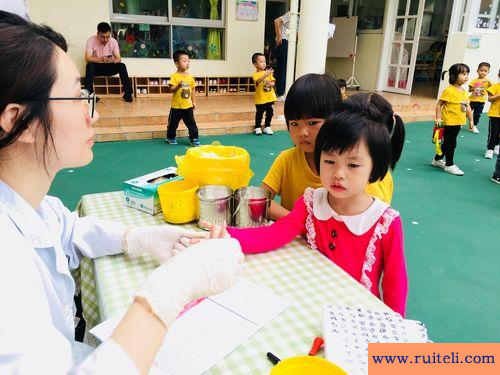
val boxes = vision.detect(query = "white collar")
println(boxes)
[312,187,389,235]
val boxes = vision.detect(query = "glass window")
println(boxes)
[330,0,350,18]
[421,0,447,37]
[112,23,170,58]
[112,0,168,17]
[172,0,222,20]
[355,0,386,30]
[476,0,500,29]
[173,26,224,59]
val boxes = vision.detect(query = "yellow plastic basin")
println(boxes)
[269,356,347,375]
[157,179,199,224]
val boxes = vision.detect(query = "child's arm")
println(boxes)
[191,86,196,109]
[380,216,408,317]
[262,183,290,220]
[488,93,500,101]
[226,196,308,254]
[435,99,445,126]
[466,103,474,130]
[254,70,273,86]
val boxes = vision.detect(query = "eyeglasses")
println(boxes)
[34,89,96,118]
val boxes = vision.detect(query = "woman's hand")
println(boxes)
[124,225,207,263]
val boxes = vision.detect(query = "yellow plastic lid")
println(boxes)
[269,356,347,375]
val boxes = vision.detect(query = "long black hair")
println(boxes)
[441,63,470,84]
[0,11,67,160]
[342,93,405,170]
[284,73,342,125]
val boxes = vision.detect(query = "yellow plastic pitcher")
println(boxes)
[157,179,199,224]
[269,356,347,375]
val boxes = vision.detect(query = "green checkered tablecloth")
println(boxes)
[78,191,390,374]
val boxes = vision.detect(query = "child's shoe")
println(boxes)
[485,149,494,159]
[254,128,263,135]
[189,138,201,147]
[263,127,274,135]
[494,145,499,155]
[430,158,446,169]
[166,138,178,145]
[471,126,479,134]
[491,175,500,184]
[444,164,464,176]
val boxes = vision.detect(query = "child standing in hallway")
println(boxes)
[468,62,491,134]
[431,63,474,176]
[485,69,500,159]
[252,53,277,136]
[166,50,200,146]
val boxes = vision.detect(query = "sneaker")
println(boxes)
[491,175,500,184]
[443,164,464,176]
[471,126,479,134]
[263,127,274,135]
[122,93,133,102]
[189,138,201,147]
[166,138,178,145]
[494,145,499,155]
[254,128,263,135]
[485,149,494,159]
[430,158,446,169]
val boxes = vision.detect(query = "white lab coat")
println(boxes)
[0,181,138,374]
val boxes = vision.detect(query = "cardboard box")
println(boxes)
[123,167,181,215]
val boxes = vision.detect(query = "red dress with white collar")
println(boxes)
[227,187,408,316]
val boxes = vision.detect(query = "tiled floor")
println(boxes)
[93,84,438,142]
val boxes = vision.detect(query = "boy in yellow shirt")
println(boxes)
[485,69,500,159]
[252,53,277,136]
[468,62,492,134]
[431,63,474,176]
[166,50,200,146]
[262,74,397,220]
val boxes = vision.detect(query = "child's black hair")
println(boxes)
[173,49,188,63]
[441,63,470,84]
[314,109,391,184]
[478,62,490,69]
[284,73,342,125]
[337,79,347,88]
[342,93,405,170]
[252,52,264,64]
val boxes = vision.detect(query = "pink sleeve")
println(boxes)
[227,196,308,254]
[85,37,94,55]
[110,38,120,55]
[381,216,408,317]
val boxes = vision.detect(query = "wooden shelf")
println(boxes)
[206,76,254,95]
[81,77,132,97]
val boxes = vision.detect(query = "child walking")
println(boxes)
[166,50,200,146]
[485,69,500,159]
[263,74,396,221]
[468,62,491,134]
[337,78,348,100]
[252,52,277,135]
[212,108,408,316]
[431,63,474,176]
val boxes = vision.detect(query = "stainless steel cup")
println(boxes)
[197,185,233,230]
[233,186,271,228]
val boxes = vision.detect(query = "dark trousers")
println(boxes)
[470,101,485,127]
[435,125,461,166]
[167,107,199,140]
[486,117,500,150]
[255,102,274,128]
[85,62,132,95]
[275,39,288,97]
[493,154,500,178]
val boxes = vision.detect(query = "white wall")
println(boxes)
[28,0,265,77]
[325,33,384,91]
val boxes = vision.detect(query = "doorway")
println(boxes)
[264,0,288,69]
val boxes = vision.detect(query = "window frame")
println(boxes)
[473,0,500,32]
[109,0,227,60]
[330,0,387,33]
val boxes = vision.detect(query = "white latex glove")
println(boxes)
[136,238,244,327]
[124,225,207,263]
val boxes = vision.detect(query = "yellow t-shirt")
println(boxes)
[262,147,394,210]
[253,71,277,105]
[170,72,195,109]
[487,83,500,117]
[469,78,492,103]
[439,86,469,126]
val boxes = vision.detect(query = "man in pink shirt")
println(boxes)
[85,22,133,102]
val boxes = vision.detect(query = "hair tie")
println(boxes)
[390,113,398,138]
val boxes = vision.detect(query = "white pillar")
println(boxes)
[295,0,331,78]
[285,0,299,95]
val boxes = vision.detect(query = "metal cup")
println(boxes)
[233,186,271,228]
[197,185,233,230]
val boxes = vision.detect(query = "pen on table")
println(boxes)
[266,352,281,365]
[308,337,324,356]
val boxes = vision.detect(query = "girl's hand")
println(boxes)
[209,222,231,239]
[434,119,443,128]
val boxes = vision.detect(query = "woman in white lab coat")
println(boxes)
[0,11,243,374]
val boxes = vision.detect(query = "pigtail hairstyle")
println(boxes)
[441,63,470,84]
[342,93,405,170]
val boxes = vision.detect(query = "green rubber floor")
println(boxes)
[50,119,500,343]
